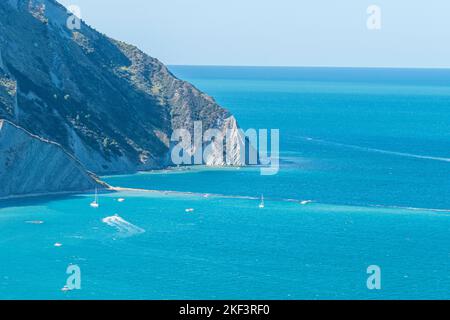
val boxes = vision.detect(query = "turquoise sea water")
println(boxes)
[1,67,450,299]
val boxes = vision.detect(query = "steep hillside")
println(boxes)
[0,119,104,198]
[0,0,245,175]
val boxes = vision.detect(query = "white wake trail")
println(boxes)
[102,214,145,237]
[301,136,450,163]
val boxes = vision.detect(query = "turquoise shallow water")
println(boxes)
[0,191,449,299]
[1,66,450,299]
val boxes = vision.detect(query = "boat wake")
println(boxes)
[102,214,145,237]
[300,136,450,163]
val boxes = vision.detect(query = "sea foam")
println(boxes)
[102,214,145,237]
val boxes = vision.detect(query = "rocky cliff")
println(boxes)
[0,0,245,176]
[0,119,104,198]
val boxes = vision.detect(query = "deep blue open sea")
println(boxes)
[1,66,450,299]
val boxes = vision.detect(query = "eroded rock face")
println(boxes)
[0,0,246,175]
[0,119,104,198]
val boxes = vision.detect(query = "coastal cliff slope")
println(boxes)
[0,0,245,175]
[0,119,104,199]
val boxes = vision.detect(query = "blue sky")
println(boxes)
[57,0,449,68]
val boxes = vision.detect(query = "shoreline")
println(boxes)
[110,186,259,200]
[0,165,248,202]
[100,165,259,179]
[0,165,251,202]
[2,178,450,216]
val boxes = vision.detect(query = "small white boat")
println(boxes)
[54,243,63,247]
[259,195,265,209]
[185,208,195,213]
[90,188,99,208]
[117,198,125,203]
[300,200,313,205]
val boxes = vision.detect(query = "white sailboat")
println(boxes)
[259,194,265,208]
[90,188,99,208]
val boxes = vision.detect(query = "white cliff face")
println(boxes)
[203,116,246,166]
[0,119,105,198]
[222,116,247,166]
[168,115,247,167]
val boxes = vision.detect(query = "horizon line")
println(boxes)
[167,64,450,70]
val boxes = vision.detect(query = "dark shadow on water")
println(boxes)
[0,190,116,209]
